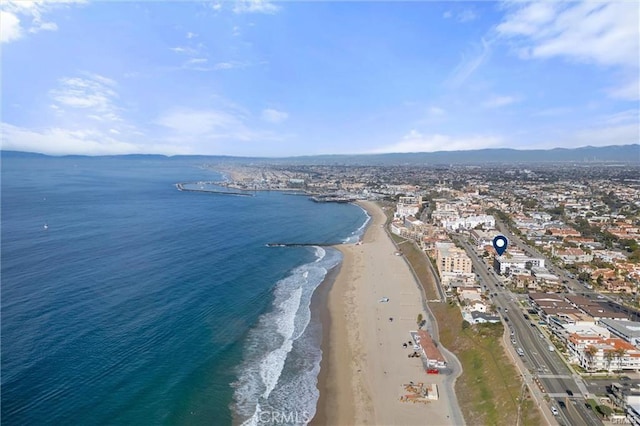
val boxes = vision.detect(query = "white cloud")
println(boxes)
[483,95,518,108]
[532,107,572,117]
[458,9,477,23]
[496,1,639,102]
[1,10,22,43]
[213,61,248,70]
[186,31,197,39]
[156,109,248,138]
[169,46,197,55]
[32,21,57,33]
[261,108,288,124]
[497,2,639,69]
[0,122,188,156]
[0,0,84,43]
[446,38,492,88]
[428,106,446,116]
[607,78,640,102]
[599,109,639,127]
[372,130,504,153]
[560,123,639,149]
[443,8,477,23]
[233,0,279,14]
[49,73,121,121]
[155,108,281,143]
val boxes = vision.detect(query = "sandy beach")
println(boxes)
[312,201,459,425]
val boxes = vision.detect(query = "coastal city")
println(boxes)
[208,161,640,426]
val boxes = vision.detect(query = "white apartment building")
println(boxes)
[568,333,640,372]
[441,215,495,231]
[494,254,545,275]
[395,195,421,219]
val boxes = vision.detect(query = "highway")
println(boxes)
[456,236,603,426]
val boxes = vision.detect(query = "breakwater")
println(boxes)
[266,242,342,247]
[176,183,254,197]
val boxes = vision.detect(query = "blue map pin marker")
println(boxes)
[493,235,508,256]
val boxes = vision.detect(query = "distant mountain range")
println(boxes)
[2,144,639,165]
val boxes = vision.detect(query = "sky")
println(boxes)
[1,0,639,157]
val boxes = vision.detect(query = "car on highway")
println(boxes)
[511,338,516,344]
[551,406,559,416]
[523,314,530,320]
[566,389,573,396]
[558,400,566,409]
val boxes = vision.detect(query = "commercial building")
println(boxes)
[416,330,447,369]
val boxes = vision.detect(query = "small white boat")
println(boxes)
[43,224,49,230]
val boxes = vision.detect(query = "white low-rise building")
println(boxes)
[494,254,545,275]
[442,215,495,231]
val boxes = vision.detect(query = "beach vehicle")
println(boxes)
[379,297,389,303]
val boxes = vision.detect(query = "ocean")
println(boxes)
[1,155,369,425]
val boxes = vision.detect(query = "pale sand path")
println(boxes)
[319,201,457,425]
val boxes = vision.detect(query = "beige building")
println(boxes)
[435,242,473,275]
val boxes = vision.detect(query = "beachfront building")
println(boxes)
[395,195,421,219]
[464,311,501,324]
[416,330,447,369]
[435,242,473,277]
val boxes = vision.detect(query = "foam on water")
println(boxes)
[232,247,341,426]
[343,205,371,243]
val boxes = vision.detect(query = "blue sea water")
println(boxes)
[1,155,368,425]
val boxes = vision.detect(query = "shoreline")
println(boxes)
[309,258,345,426]
[312,201,459,425]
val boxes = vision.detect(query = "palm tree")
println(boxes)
[614,347,627,374]
[585,345,597,373]
[604,350,614,374]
